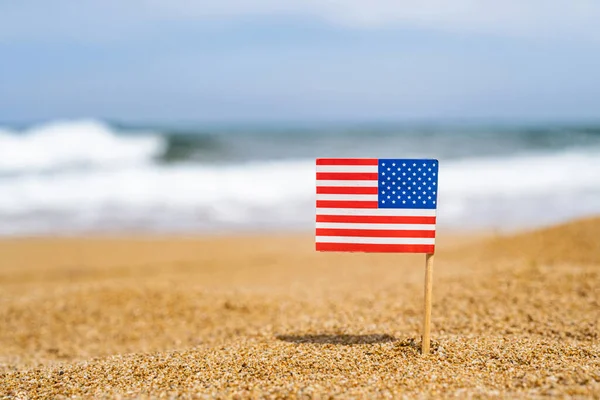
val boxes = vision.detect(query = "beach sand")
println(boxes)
[0,218,598,399]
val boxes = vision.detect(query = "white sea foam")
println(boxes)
[436,150,600,229]
[0,119,164,173]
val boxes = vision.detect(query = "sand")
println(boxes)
[0,218,598,399]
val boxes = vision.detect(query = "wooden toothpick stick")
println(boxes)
[422,253,434,355]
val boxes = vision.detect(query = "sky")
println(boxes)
[2,0,600,124]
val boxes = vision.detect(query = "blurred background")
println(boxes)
[1,0,600,236]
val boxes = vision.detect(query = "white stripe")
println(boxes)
[316,194,378,201]
[317,180,378,187]
[315,236,435,245]
[316,165,378,173]
[316,208,437,216]
[316,222,435,230]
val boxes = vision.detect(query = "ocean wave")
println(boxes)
[0,148,599,235]
[0,119,164,173]
[4,119,600,176]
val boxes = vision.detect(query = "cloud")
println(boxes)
[1,0,600,42]
[149,0,600,40]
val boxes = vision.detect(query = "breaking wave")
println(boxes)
[0,119,164,173]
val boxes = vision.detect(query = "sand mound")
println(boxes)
[468,216,600,266]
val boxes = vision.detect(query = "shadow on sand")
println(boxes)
[276,334,396,346]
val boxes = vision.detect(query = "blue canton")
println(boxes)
[378,159,439,209]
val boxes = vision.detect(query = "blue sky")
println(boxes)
[2,1,600,124]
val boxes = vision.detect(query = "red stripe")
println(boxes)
[316,215,436,224]
[316,172,378,181]
[316,158,378,166]
[316,229,436,238]
[316,200,378,209]
[316,243,434,253]
[316,186,379,195]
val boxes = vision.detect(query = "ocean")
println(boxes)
[1,119,599,236]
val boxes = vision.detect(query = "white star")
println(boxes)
[382,191,386,194]
[423,201,426,204]
[387,177,391,180]
[428,168,432,171]
[433,191,436,195]
[413,172,416,176]
[408,177,412,181]
[423,163,426,167]
[433,173,436,176]
[392,200,396,204]
[408,187,412,190]
[381,181,386,185]
[402,191,406,195]
[428,178,431,181]
[433,182,436,186]
[387,195,390,199]
[433,163,436,167]
[382,200,385,203]
[402,200,406,204]
[413,191,417,195]
[392,181,396,185]
[388,186,391,190]
[402,163,406,167]
[382,163,386,166]
[418,196,421,199]
[387,167,391,171]
[392,172,396,176]
[428,186,432,190]
[433,200,436,204]
[423,172,426,176]
[402,172,406,176]
[428,196,431,199]
[423,191,426,195]
[413,163,416,167]
[418,186,422,190]
[392,191,396,194]
[418,177,422,181]
[392,163,396,167]
[382,172,385,175]
[408,196,411,199]
[402,182,406,185]
[418,168,422,171]
[408,168,412,172]
[413,200,416,204]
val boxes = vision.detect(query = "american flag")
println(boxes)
[315,158,439,253]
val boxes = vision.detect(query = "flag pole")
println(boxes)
[422,253,434,355]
